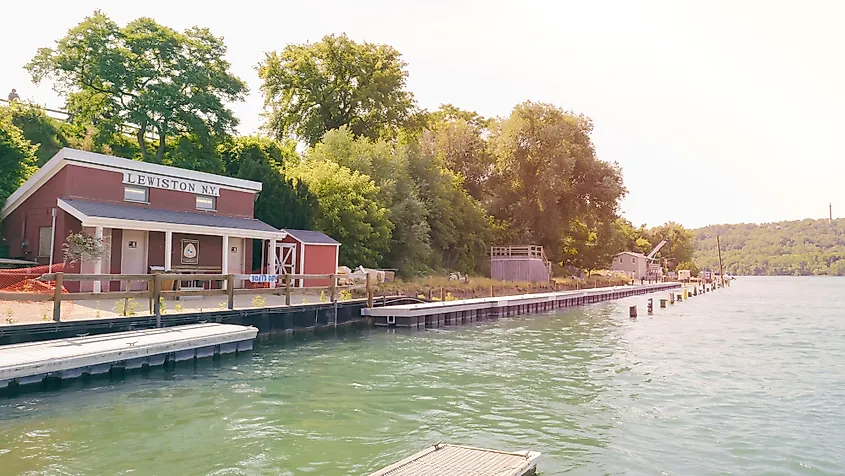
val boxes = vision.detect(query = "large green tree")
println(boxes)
[488,101,626,265]
[290,160,392,267]
[27,11,247,163]
[259,33,415,146]
[0,110,38,206]
[649,222,695,267]
[425,105,493,200]
[415,136,492,273]
[5,102,70,165]
[308,128,430,276]
[218,136,316,231]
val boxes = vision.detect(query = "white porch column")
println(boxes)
[164,231,173,271]
[93,225,104,293]
[268,238,277,288]
[221,235,229,290]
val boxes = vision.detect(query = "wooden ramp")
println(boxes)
[370,444,540,476]
[0,323,257,389]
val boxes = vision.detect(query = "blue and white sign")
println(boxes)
[249,274,277,283]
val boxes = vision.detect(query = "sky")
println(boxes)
[3,0,844,228]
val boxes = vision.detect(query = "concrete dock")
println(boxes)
[369,444,540,476]
[363,283,679,328]
[0,323,257,389]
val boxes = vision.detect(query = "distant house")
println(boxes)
[610,251,648,279]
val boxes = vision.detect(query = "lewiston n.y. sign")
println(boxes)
[123,172,220,196]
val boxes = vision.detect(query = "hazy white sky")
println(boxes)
[4,1,844,228]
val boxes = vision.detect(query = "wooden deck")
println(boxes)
[363,283,680,328]
[0,323,257,389]
[370,444,540,476]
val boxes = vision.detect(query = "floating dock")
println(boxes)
[0,323,257,389]
[370,444,540,476]
[363,283,679,328]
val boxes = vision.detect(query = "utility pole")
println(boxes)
[830,203,833,224]
[716,235,725,288]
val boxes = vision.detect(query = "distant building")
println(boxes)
[610,251,648,279]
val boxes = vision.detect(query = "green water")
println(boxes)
[1,277,845,475]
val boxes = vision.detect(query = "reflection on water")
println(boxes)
[1,277,845,475]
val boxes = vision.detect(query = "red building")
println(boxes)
[1,148,339,291]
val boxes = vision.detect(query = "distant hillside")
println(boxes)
[695,219,845,276]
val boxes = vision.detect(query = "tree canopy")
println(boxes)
[487,101,626,264]
[27,11,247,163]
[0,110,38,207]
[290,160,393,267]
[259,33,415,147]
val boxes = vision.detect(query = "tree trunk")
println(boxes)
[137,124,149,162]
[154,126,166,164]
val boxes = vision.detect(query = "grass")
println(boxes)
[374,274,631,300]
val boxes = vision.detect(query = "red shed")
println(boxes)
[271,229,339,287]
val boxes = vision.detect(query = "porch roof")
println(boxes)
[58,198,285,240]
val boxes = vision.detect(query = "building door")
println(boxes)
[228,238,244,288]
[275,243,296,275]
[121,230,148,290]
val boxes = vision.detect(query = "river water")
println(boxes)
[1,277,844,475]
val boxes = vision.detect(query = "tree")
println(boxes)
[218,136,316,231]
[0,109,38,206]
[649,222,695,267]
[425,105,493,200]
[27,11,247,163]
[415,135,492,273]
[259,33,415,146]
[488,101,626,264]
[290,160,392,267]
[5,102,70,165]
[308,128,430,276]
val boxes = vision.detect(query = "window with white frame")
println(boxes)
[38,226,52,258]
[124,185,149,203]
[196,194,216,211]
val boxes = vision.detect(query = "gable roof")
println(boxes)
[2,148,262,219]
[59,198,284,240]
[283,229,340,245]
[616,251,647,258]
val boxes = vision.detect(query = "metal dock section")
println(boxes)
[363,282,679,328]
[370,444,541,476]
[0,323,257,389]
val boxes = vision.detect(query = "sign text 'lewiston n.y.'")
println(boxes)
[123,172,220,196]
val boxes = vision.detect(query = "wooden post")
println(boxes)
[490,285,494,297]
[366,272,374,308]
[717,235,725,288]
[52,272,63,322]
[285,274,292,306]
[440,287,444,301]
[153,273,162,328]
[527,283,531,295]
[330,274,337,302]
[227,274,235,310]
[629,305,637,318]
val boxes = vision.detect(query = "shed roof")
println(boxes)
[59,198,284,239]
[283,229,340,245]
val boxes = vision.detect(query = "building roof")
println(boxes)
[283,229,340,245]
[616,251,647,258]
[2,148,262,219]
[59,198,284,239]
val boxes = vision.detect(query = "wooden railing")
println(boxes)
[0,272,378,326]
[490,245,546,259]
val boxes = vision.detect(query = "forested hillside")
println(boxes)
[695,219,845,276]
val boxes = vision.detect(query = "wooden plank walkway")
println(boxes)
[363,283,680,328]
[0,323,257,389]
[370,444,540,476]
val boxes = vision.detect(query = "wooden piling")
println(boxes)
[285,274,292,306]
[366,273,374,308]
[629,305,638,318]
[660,298,667,308]
[226,274,235,310]
[52,272,63,322]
